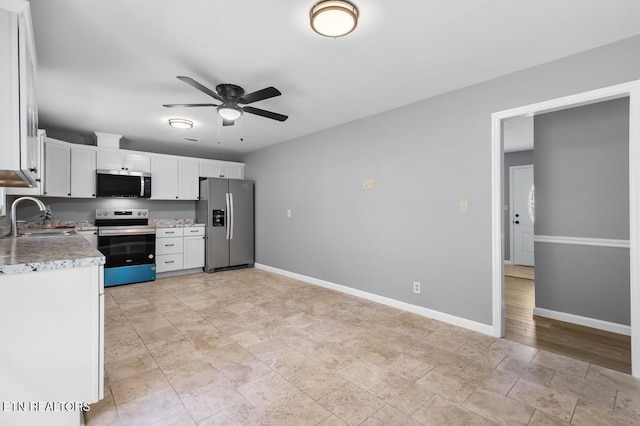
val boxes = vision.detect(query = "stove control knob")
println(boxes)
[137,211,141,216]
[96,211,102,216]
[143,211,147,216]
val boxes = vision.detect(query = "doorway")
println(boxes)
[491,80,640,377]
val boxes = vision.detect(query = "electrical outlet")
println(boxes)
[363,179,375,189]
[460,200,469,213]
[413,281,421,294]
[287,209,292,218]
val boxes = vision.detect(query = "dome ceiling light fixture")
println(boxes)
[310,0,359,38]
[217,103,243,121]
[168,118,193,129]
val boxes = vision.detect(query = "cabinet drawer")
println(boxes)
[156,254,183,272]
[183,226,205,236]
[156,237,183,255]
[157,227,184,237]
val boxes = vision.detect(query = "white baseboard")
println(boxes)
[504,260,513,265]
[255,263,495,336]
[533,307,631,336]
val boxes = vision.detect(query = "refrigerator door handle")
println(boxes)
[225,192,231,240]
[230,192,234,240]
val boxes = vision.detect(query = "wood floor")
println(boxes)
[504,273,632,374]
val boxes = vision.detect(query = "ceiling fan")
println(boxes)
[163,76,288,126]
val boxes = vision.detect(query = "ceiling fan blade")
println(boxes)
[238,87,282,104]
[162,103,217,108]
[243,106,288,122]
[176,76,223,101]
[222,119,234,127]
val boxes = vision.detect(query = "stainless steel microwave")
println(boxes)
[96,170,151,198]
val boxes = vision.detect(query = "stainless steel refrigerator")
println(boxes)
[196,178,254,272]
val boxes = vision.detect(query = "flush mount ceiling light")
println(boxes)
[217,104,243,121]
[168,118,193,129]
[310,0,359,38]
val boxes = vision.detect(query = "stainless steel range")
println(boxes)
[95,208,156,287]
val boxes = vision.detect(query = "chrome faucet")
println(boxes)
[10,196,47,237]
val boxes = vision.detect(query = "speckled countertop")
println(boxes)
[149,219,204,228]
[0,233,105,276]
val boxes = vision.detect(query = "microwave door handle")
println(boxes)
[224,192,231,240]
[140,176,144,197]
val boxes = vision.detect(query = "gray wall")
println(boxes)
[503,150,534,262]
[242,34,640,327]
[534,98,630,325]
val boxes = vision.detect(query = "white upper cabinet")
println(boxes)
[150,156,200,200]
[97,150,150,173]
[179,159,199,200]
[43,139,71,197]
[70,146,96,198]
[6,129,45,196]
[150,156,179,200]
[199,159,244,179]
[0,2,39,187]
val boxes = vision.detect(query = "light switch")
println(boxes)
[287,209,292,218]
[460,200,469,213]
[363,179,375,189]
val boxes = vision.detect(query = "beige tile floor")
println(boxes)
[86,268,640,425]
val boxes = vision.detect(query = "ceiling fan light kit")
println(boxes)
[310,0,359,37]
[168,118,193,129]
[218,105,242,121]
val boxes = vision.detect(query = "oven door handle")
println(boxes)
[98,228,156,236]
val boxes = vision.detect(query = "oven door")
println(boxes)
[98,227,155,268]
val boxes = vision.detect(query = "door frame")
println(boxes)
[509,164,534,266]
[491,79,640,377]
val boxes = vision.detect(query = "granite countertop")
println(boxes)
[150,219,204,228]
[0,233,105,276]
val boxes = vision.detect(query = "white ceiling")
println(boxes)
[27,0,640,158]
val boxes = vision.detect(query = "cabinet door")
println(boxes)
[150,156,178,200]
[6,129,44,196]
[199,160,222,178]
[184,235,205,269]
[43,141,70,197]
[179,159,199,200]
[221,162,244,179]
[96,151,123,171]
[125,153,150,172]
[71,147,96,198]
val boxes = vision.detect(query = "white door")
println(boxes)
[511,165,535,266]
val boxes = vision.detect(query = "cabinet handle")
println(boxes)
[190,230,199,232]
[165,244,174,247]
[165,231,175,234]
[165,260,174,264]
[36,178,41,182]
[44,191,47,195]
[29,167,37,173]
[68,193,71,196]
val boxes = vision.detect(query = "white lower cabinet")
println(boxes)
[155,226,205,273]
[184,234,205,269]
[0,265,103,426]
